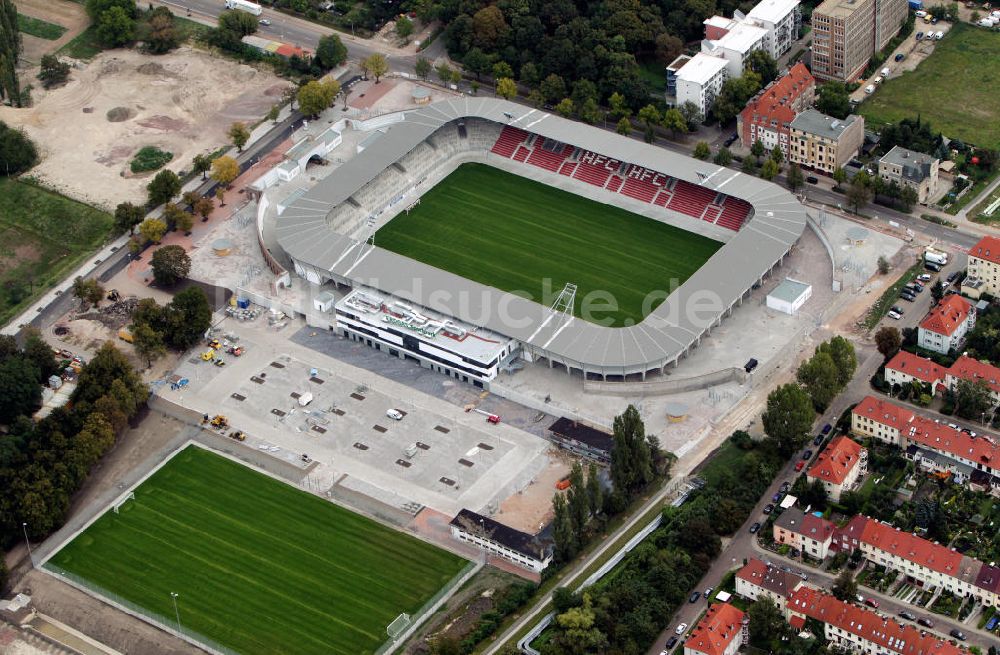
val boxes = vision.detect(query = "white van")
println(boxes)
[934,30,944,39]
[865,84,875,94]
[881,67,890,77]
[915,9,927,16]
[297,391,314,407]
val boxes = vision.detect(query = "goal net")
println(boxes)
[113,492,135,514]
[386,613,411,640]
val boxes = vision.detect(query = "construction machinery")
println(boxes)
[213,358,226,367]
[201,349,216,361]
[210,415,229,429]
[106,289,121,302]
[227,345,245,357]
[208,338,221,350]
[117,327,134,343]
[230,430,246,441]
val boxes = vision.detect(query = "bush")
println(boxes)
[130,146,174,173]
[0,122,40,175]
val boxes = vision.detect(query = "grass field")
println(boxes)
[56,24,103,59]
[17,13,68,40]
[375,163,721,327]
[0,179,113,327]
[860,23,1000,150]
[47,447,468,655]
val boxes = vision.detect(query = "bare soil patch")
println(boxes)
[0,47,291,209]
[12,0,88,63]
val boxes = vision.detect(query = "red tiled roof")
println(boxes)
[735,557,804,597]
[786,588,963,655]
[740,63,814,128]
[685,602,745,655]
[948,355,1000,395]
[968,235,1000,265]
[885,351,946,385]
[853,395,915,427]
[808,435,864,485]
[919,294,972,337]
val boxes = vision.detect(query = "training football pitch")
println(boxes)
[376,163,721,327]
[46,446,468,655]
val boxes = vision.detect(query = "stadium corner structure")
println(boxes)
[273,98,809,384]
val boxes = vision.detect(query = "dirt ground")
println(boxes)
[0,46,291,210]
[5,414,200,655]
[13,0,89,64]
[495,451,571,534]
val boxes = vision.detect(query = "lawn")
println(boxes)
[861,258,922,330]
[860,23,1000,150]
[56,24,104,59]
[0,179,113,327]
[46,446,469,655]
[637,59,667,95]
[375,163,721,327]
[17,13,68,40]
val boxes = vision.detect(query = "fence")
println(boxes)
[42,563,239,655]
[582,367,746,396]
[373,558,483,655]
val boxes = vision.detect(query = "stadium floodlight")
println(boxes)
[170,592,181,632]
[503,112,514,122]
[22,522,33,567]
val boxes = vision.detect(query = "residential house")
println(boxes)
[945,355,1000,406]
[917,294,975,354]
[883,350,945,392]
[806,435,867,501]
[967,235,1000,297]
[773,507,836,559]
[788,110,865,175]
[669,53,730,116]
[878,145,940,204]
[735,557,807,608]
[683,602,747,655]
[745,0,802,58]
[738,63,815,155]
[701,21,770,78]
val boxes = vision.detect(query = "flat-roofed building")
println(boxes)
[746,0,803,58]
[671,53,730,116]
[702,21,770,78]
[450,509,551,572]
[788,109,864,174]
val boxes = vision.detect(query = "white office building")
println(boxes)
[746,0,803,58]
[672,53,730,116]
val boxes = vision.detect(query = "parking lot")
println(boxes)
[161,321,554,521]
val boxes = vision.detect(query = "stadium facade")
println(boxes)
[274,98,809,384]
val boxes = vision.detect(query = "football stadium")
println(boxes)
[274,98,809,385]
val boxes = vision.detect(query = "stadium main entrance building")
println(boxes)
[272,98,809,386]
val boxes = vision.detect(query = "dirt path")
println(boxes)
[13,0,89,64]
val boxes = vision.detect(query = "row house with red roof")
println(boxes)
[735,557,809,609]
[832,515,1000,607]
[773,507,837,559]
[917,294,975,355]
[806,435,867,501]
[683,602,748,655]
[883,351,1000,405]
[851,395,1000,492]
[785,586,966,655]
[967,235,1000,297]
[737,63,815,156]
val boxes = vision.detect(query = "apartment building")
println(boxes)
[878,145,940,204]
[738,63,815,155]
[683,602,747,655]
[670,53,730,116]
[786,587,965,654]
[746,0,803,58]
[967,235,1000,297]
[883,350,945,391]
[702,21,770,78]
[735,557,807,608]
[946,355,1000,405]
[917,294,975,354]
[806,435,867,501]
[851,395,1000,491]
[772,508,836,559]
[788,109,864,174]
[811,0,907,82]
[833,514,1000,607]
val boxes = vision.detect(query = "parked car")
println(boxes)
[891,306,904,314]
[773,491,783,502]
[899,610,916,621]
[949,629,966,641]
[258,17,271,25]
[984,616,998,631]
[917,617,935,628]
[916,31,924,40]
[856,594,865,603]
[888,310,902,320]
[865,598,879,608]
[689,591,701,603]
[795,460,805,471]
[895,53,905,62]
[822,423,832,434]
[807,175,819,184]
[802,449,813,460]
[864,84,876,95]
[664,635,679,649]
[915,9,927,16]
[704,587,714,598]
[749,522,761,533]
[724,133,739,147]
[386,409,404,420]
[900,293,916,302]
[763,503,775,514]
[745,358,759,373]
[780,481,791,492]
[675,623,688,635]
[918,274,931,282]
[813,434,824,446]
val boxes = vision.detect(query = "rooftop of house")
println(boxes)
[675,52,730,84]
[807,435,865,485]
[969,235,1000,266]
[742,63,815,123]
[879,145,937,183]
[684,602,746,655]
[790,109,861,140]
[736,558,805,598]
[884,350,946,384]
[919,294,973,337]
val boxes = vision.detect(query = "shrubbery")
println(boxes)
[130,145,173,173]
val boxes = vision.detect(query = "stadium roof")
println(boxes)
[276,98,809,374]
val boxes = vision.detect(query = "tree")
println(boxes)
[751,139,766,163]
[875,326,902,359]
[579,98,601,125]
[415,56,431,80]
[72,277,105,309]
[550,595,608,654]
[954,378,993,420]
[217,8,256,36]
[816,82,852,120]
[37,54,70,88]
[492,61,514,82]
[265,105,280,124]
[762,383,814,456]
[797,351,841,411]
[539,74,566,104]
[395,15,413,41]
[139,218,167,244]
[146,169,180,206]
[85,0,134,21]
[877,255,890,274]
[712,71,761,125]
[693,141,710,160]
[495,77,517,100]
[210,155,240,188]
[678,101,703,131]
[741,157,756,174]
[770,145,784,166]
[163,286,211,349]
[215,186,226,207]
[662,108,687,138]
[131,323,165,368]
[192,153,211,180]
[96,5,135,47]
[833,166,847,189]
[616,116,631,136]
[931,279,945,302]
[150,244,190,286]
[832,569,858,601]
[585,462,602,518]
[314,33,347,71]
[175,208,194,234]
[555,98,574,118]
[144,8,178,54]
[608,92,630,121]
[655,33,683,64]
[847,177,872,213]
[228,122,250,152]
[435,62,453,84]
[297,79,339,117]
[819,335,856,387]
[1,0,25,106]
[24,328,58,382]
[899,185,918,212]
[637,104,661,143]
[0,356,41,424]
[787,163,804,191]
[194,196,214,222]
[745,49,778,85]
[747,598,787,647]
[567,461,589,535]
[760,158,779,180]
[363,53,388,83]
[610,405,654,500]
[552,492,577,562]
[114,201,144,234]
[0,122,38,175]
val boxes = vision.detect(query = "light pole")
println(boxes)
[22,522,33,567]
[170,592,181,632]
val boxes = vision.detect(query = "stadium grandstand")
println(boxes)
[274,98,809,382]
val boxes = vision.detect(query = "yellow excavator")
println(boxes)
[210,415,229,429]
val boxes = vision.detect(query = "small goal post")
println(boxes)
[386,613,411,640]
[113,492,135,514]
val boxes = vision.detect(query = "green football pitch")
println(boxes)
[46,446,468,655]
[375,163,721,327]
